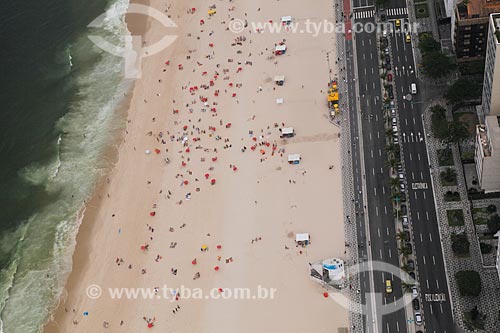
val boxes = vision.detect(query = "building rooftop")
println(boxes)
[486,115,500,150]
[492,13,500,43]
[457,0,500,20]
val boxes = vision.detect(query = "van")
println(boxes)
[410,83,417,94]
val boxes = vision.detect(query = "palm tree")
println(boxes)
[385,158,397,170]
[399,246,411,257]
[401,282,415,293]
[396,230,407,242]
[390,177,400,189]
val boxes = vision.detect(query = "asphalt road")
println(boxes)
[345,0,455,331]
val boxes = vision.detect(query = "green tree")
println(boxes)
[448,121,470,143]
[399,245,411,257]
[451,233,470,256]
[396,230,408,242]
[422,51,456,79]
[455,270,481,297]
[445,78,483,106]
[487,214,500,234]
[464,306,486,330]
[385,158,397,169]
[390,177,400,189]
[440,168,457,185]
[418,34,440,54]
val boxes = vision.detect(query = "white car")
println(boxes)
[415,312,422,325]
[392,125,398,133]
[398,172,404,180]
[412,286,418,298]
[392,117,397,125]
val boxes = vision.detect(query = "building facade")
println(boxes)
[481,13,500,120]
[475,116,500,192]
[452,0,500,62]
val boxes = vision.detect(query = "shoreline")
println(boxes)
[43,0,150,330]
[45,0,350,331]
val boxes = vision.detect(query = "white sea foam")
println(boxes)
[0,0,132,331]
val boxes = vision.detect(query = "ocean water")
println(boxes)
[0,0,132,331]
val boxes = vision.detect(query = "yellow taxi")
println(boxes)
[405,34,411,43]
[385,279,393,294]
[395,19,401,28]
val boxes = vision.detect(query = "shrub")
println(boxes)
[480,242,493,254]
[455,270,481,297]
[451,234,470,256]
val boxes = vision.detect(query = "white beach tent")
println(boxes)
[281,16,292,24]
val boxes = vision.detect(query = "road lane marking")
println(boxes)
[420,233,423,242]
[378,228,381,237]
[384,206,388,214]
[433,255,436,265]
[426,211,429,220]
[376,206,379,216]
[436,279,440,289]
[423,191,426,199]
[409,153,412,160]
[426,279,430,288]
[387,227,390,235]
[389,248,392,258]
[429,233,433,242]
[423,256,426,265]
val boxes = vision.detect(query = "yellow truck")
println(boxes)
[327,79,340,115]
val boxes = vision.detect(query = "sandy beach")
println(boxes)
[45,0,349,331]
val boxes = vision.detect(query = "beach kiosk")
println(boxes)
[275,44,287,56]
[274,75,285,86]
[281,16,292,25]
[295,233,310,247]
[288,153,301,164]
[280,127,295,138]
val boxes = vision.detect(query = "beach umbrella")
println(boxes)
[149,211,156,217]
[165,60,170,65]
[233,166,238,171]
[200,19,205,25]
[186,148,190,153]
[181,161,187,167]
[218,288,223,293]
[214,266,220,271]
[229,82,233,87]
[192,258,197,265]
[154,148,161,154]
[209,43,214,47]
[323,292,329,298]
[232,93,237,97]
[148,323,154,328]
[204,173,210,179]
[145,149,151,154]
[216,244,222,249]
[183,180,189,185]
[212,157,217,162]
[211,179,216,185]
[201,244,208,251]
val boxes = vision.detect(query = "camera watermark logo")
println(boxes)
[86,284,277,302]
[88,3,178,79]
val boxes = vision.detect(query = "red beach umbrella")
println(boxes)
[214,266,220,271]
[323,292,329,298]
[209,43,214,47]
[149,211,156,217]
[154,148,161,154]
[186,148,190,153]
[148,323,154,328]
[216,244,222,249]
[204,173,210,179]
[192,258,197,265]
[212,157,217,162]
[183,125,188,130]
[218,288,223,293]
[233,166,238,171]
[183,180,189,185]
[232,93,237,97]
[165,60,170,65]
[211,179,216,185]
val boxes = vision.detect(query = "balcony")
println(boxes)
[477,125,492,157]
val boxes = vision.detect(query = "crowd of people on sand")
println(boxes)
[65,1,327,329]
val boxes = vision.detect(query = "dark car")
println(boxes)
[409,272,416,280]
[400,192,406,203]
[407,259,415,271]
[403,231,410,242]
[401,204,407,215]
[387,73,393,82]
[386,62,392,71]
[380,37,388,48]
[381,13,387,21]
[413,298,420,310]
[385,55,391,64]
[406,243,413,255]
[387,85,394,99]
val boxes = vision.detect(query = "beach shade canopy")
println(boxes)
[145,149,151,154]
[281,16,292,23]
[208,9,216,15]
[276,98,284,104]
[149,211,156,217]
[288,154,301,164]
[281,127,294,136]
[214,266,220,271]
[201,244,208,251]
[295,233,310,242]
[216,244,222,249]
[211,179,216,185]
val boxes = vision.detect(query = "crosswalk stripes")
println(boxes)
[353,10,375,20]
[387,7,408,17]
